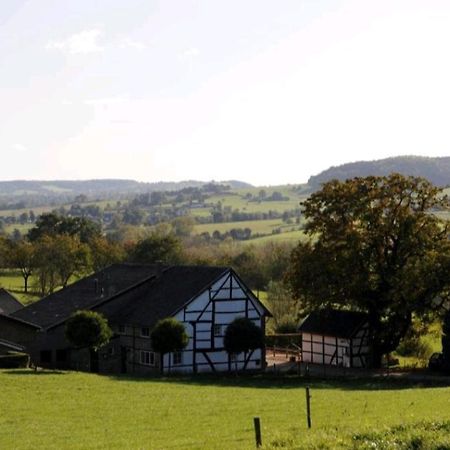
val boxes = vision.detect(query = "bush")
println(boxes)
[396,335,433,360]
[0,352,30,368]
[224,318,264,355]
[65,310,112,351]
[274,319,298,334]
[150,318,189,355]
[265,334,301,348]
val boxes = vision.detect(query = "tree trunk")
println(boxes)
[368,310,412,369]
[24,274,29,293]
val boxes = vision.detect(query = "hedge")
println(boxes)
[265,333,302,349]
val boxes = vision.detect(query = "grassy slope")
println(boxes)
[1,371,450,449]
[0,270,40,304]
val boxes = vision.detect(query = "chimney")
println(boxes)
[156,260,163,277]
[94,279,99,294]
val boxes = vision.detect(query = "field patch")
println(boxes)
[1,371,450,449]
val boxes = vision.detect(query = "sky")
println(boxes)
[1,0,450,186]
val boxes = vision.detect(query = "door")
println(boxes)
[120,346,127,374]
[90,349,99,373]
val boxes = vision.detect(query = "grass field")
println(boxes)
[1,371,450,449]
[0,270,40,303]
[194,219,300,235]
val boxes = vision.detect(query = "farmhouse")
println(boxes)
[299,309,371,368]
[1,264,270,374]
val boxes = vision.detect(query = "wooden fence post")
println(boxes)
[253,417,262,447]
[305,387,312,429]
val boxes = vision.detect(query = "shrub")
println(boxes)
[65,310,112,351]
[396,335,433,360]
[274,319,298,334]
[150,318,189,355]
[224,318,264,355]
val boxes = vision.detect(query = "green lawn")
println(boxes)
[1,371,450,449]
[0,270,40,304]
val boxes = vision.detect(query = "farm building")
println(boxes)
[0,288,23,315]
[299,309,371,368]
[0,264,270,374]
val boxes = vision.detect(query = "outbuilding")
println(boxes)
[299,309,371,368]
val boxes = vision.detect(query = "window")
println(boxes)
[56,349,67,362]
[173,352,183,366]
[213,324,222,337]
[40,350,52,363]
[141,327,150,337]
[230,353,237,362]
[140,351,155,366]
[118,324,125,334]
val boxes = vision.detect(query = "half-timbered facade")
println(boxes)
[170,269,267,373]
[6,264,270,374]
[299,309,371,368]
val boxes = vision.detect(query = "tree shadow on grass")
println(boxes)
[105,372,450,391]
[2,369,66,375]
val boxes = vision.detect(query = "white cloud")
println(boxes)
[119,38,146,50]
[46,29,104,54]
[83,97,129,109]
[13,143,27,152]
[179,47,200,61]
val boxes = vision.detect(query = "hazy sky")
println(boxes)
[1,0,449,185]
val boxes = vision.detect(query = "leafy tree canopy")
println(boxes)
[65,310,112,351]
[28,213,101,243]
[224,317,264,355]
[287,174,450,367]
[150,318,189,355]
[130,232,183,264]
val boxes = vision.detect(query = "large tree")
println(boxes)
[130,232,183,265]
[28,213,101,244]
[34,235,92,295]
[6,240,36,293]
[287,174,450,367]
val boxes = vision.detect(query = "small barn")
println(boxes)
[0,288,24,315]
[299,309,371,368]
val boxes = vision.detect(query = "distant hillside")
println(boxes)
[0,179,253,210]
[308,156,450,188]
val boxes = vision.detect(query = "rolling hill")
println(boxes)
[308,156,450,188]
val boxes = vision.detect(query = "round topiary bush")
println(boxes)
[224,317,264,355]
[65,310,112,351]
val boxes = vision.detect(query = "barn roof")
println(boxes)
[12,263,161,329]
[11,264,249,330]
[298,309,368,339]
[0,288,24,315]
[102,265,230,328]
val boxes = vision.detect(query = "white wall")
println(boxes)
[165,271,265,374]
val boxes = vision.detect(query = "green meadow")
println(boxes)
[0,270,39,304]
[1,370,450,449]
